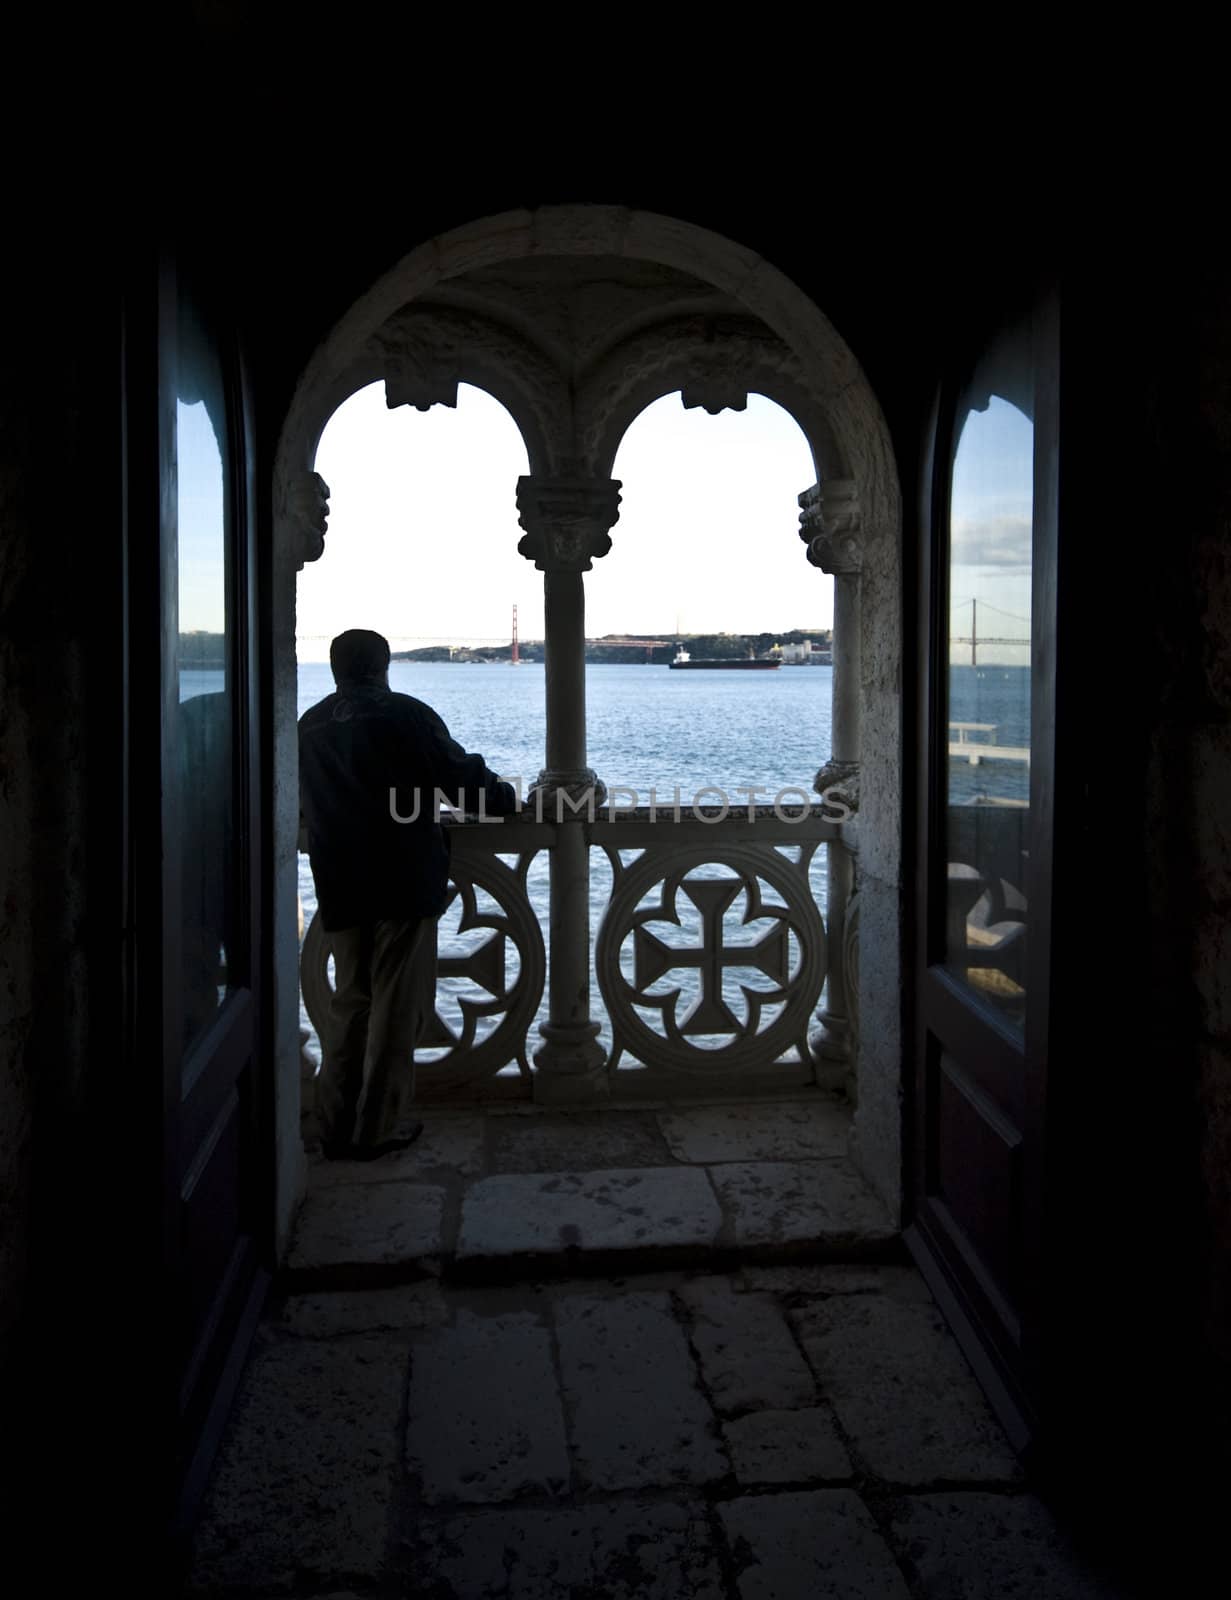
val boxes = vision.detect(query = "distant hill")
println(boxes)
[586,629,833,664]
[391,644,539,664]
[391,628,831,666]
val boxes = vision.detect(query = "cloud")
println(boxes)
[950,511,1032,571]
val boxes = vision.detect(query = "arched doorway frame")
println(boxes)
[270,206,903,1247]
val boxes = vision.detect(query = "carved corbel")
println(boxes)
[680,346,749,416]
[382,332,460,412]
[284,469,331,569]
[814,758,860,813]
[800,478,862,575]
[798,483,821,549]
[516,476,622,572]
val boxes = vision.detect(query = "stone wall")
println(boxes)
[1148,266,1231,1457]
[1044,254,1231,1526]
[0,293,108,1391]
[0,363,37,1373]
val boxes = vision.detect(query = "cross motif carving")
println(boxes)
[631,874,791,1037]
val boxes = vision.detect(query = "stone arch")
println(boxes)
[372,305,566,475]
[573,314,847,483]
[276,208,898,571]
[269,206,903,1245]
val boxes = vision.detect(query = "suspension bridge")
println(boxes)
[949,598,1031,666]
[948,599,1032,767]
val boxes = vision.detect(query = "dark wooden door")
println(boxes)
[146,252,270,1536]
[906,290,1059,1451]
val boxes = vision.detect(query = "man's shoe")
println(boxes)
[322,1123,424,1162]
[351,1123,425,1161]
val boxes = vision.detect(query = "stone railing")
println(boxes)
[300,804,856,1102]
[301,812,554,1098]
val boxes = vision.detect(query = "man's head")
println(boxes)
[330,629,391,687]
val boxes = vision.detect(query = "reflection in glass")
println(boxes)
[945,321,1032,1029]
[176,293,234,1048]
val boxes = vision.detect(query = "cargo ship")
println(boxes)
[668,647,780,671]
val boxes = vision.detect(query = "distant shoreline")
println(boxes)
[387,629,835,668]
[296,656,836,668]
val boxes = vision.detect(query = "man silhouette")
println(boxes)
[299,629,517,1158]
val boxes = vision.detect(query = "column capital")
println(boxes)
[516,475,622,572]
[799,478,862,575]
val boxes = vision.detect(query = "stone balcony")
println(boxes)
[294,801,897,1288]
[294,800,887,1286]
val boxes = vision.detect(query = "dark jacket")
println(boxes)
[298,682,518,931]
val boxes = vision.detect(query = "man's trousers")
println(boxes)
[316,917,438,1149]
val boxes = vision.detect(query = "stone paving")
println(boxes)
[186,1097,1130,1597]
[287,1094,894,1283]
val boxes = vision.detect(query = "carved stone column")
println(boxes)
[800,479,863,1081]
[516,475,621,1101]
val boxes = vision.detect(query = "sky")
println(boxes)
[296,383,830,660]
[177,398,227,633]
[949,395,1033,666]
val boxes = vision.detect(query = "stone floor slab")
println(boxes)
[791,1297,1023,1484]
[275,1283,449,1338]
[723,1406,853,1484]
[288,1181,446,1272]
[554,1289,726,1489]
[888,1492,1123,1598]
[487,1108,672,1172]
[709,1160,896,1249]
[658,1099,851,1163]
[408,1498,725,1599]
[679,1275,817,1414]
[456,1166,721,1261]
[309,1115,486,1185]
[406,1307,569,1504]
[719,1488,912,1600]
[740,1263,931,1300]
[188,1335,407,1591]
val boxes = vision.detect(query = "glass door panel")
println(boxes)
[909,289,1058,1455]
[944,320,1034,1031]
[174,290,237,1052]
[156,255,268,1537]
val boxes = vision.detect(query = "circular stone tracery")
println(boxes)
[595,841,828,1075]
[300,852,546,1090]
